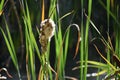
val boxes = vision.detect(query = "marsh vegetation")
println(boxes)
[0,0,120,80]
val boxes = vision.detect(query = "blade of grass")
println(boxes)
[24,1,41,60]
[73,61,108,71]
[55,23,80,80]
[0,28,18,70]
[84,0,92,80]
[106,0,110,57]
[0,20,21,79]
[106,0,111,75]
[0,0,4,9]
[86,70,107,77]
[49,0,56,19]
[99,0,120,27]
[54,25,64,80]
[99,1,120,62]
[23,1,42,80]
[93,44,116,71]
[0,0,4,15]
[80,0,84,79]
[49,1,64,79]
[64,28,70,63]
[85,13,112,51]
[29,44,36,80]
[114,5,120,59]
[24,16,36,80]
[58,10,74,21]
[107,0,110,33]
[77,61,108,67]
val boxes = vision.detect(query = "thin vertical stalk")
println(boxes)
[115,6,120,58]
[84,0,92,80]
[80,0,84,79]
[107,0,110,33]
[106,0,110,56]
[10,0,24,67]
[41,0,45,21]
[106,0,111,75]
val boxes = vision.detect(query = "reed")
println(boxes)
[0,19,21,80]
[0,0,120,80]
[79,0,92,80]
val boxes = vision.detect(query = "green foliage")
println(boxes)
[23,2,41,80]
[80,0,92,80]
[0,19,21,80]
[1,0,120,80]
[0,0,4,11]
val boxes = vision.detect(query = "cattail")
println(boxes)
[39,19,55,54]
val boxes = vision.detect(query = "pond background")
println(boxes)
[0,0,120,80]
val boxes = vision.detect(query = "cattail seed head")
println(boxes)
[39,19,55,53]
